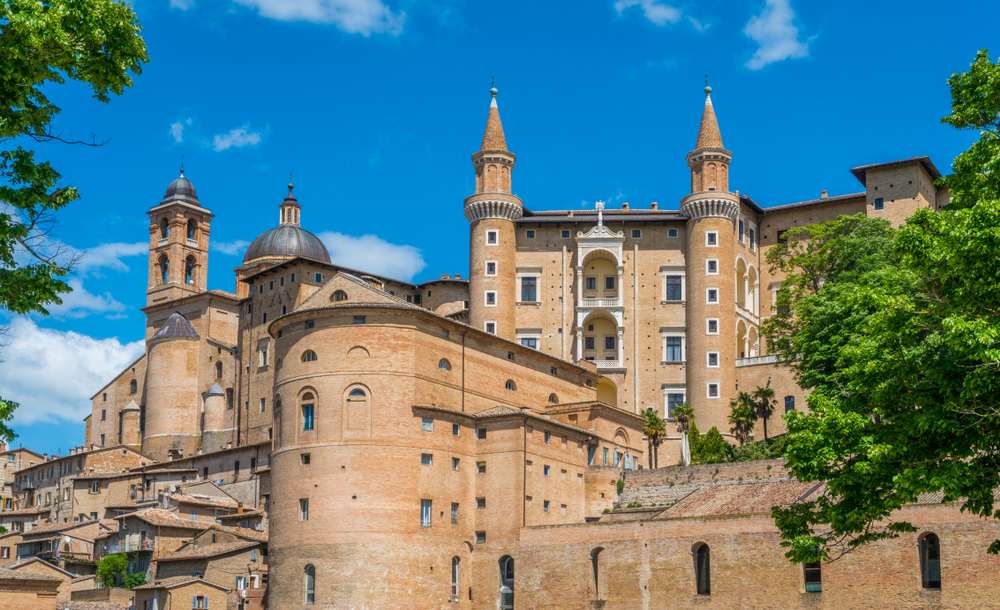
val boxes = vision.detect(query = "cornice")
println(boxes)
[679,191,741,222]
[463,193,524,222]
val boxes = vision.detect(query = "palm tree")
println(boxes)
[674,402,694,433]
[728,392,756,445]
[642,409,667,469]
[751,385,777,441]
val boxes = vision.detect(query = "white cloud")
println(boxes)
[0,318,145,425]
[74,242,148,276]
[614,0,681,26]
[688,16,709,32]
[211,240,251,256]
[48,279,128,319]
[233,0,405,36]
[169,118,191,143]
[744,0,809,70]
[316,231,426,281]
[171,0,195,9]
[212,125,263,152]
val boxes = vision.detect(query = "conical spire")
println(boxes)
[480,86,508,153]
[695,85,724,150]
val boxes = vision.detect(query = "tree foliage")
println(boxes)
[0,0,148,442]
[769,49,1000,563]
[693,427,729,464]
[123,572,146,589]
[96,553,127,588]
[642,409,666,469]
[728,392,756,445]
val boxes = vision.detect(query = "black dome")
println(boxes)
[243,224,331,264]
[160,171,199,206]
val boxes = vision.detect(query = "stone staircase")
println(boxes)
[617,477,793,508]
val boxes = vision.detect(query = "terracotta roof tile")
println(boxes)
[480,95,508,153]
[850,156,941,186]
[133,575,231,591]
[157,540,258,562]
[117,508,212,530]
[0,506,50,516]
[167,494,237,509]
[695,92,724,150]
[660,481,824,518]
[0,566,62,581]
[20,519,104,537]
[208,524,268,542]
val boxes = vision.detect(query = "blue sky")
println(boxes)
[2,0,993,454]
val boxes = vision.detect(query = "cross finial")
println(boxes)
[704,74,712,95]
[180,154,185,177]
[705,74,708,87]
[490,75,497,98]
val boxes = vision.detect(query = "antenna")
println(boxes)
[705,74,708,87]
[180,154,185,176]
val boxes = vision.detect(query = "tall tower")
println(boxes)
[681,85,740,434]
[465,86,521,339]
[146,170,213,306]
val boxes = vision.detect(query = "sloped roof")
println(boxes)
[695,91,724,150]
[150,312,200,341]
[208,524,267,542]
[157,541,258,562]
[0,506,50,516]
[0,566,62,582]
[19,518,105,538]
[133,575,231,591]
[850,156,942,186]
[117,508,211,530]
[166,493,237,509]
[480,92,508,153]
[660,481,825,519]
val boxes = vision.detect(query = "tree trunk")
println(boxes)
[763,417,768,442]
[647,439,653,469]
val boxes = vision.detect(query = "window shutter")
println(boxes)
[192,595,197,609]
[204,596,209,609]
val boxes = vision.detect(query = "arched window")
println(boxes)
[187,219,197,241]
[159,218,169,239]
[185,256,196,285]
[159,256,169,284]
[302,351,318,363]
[694,543,710,595]
[548,393,558,404]
[215,362,223,379]
[499,556,514,610]
[301,392,315,431]
[333,290,348,302]
[304,564,315,604]
[130,380,137,394]
[439,359,451,370]
[451,556,460,599]
[920,533,941,590]
[349,389,366,397]
[505,380,516,391]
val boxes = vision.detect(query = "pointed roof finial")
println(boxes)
[705,74,711,95]
[180,154,185,177]
[695,80,723,149]
[288,171,294,194]
[480,80,507,152]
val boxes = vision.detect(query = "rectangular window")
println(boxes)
[562,230,570,238]
[420,499,432,527]
[707,319,719,334]
[300,499,309,520]
[603,447,608,465]
[526,230,535,239]
[476,462,486,474]
[260,398,266,413]
[302,404,314,430]
[749,227,756,250]
[476,497,486,509]
[315,273,322,282]
[91,481,100,494]
[706,231,718,246]
[738,218,745,242]
[785,396,796,413]
[543,465,550,476]
[604,336,615,350]
[281,305,287,315]
[632,229,641,238]
[451,502,459,524]
[452,423,460,436]
[422,417,434,432]
[664,276,683,301]
[477,427,487,440]
[777,230,788,246]
[584,336,595,350]
[259,285,264,294]
[874,198,884,210]
[707,289,718,303]
[614,451,620,467]
[291,273,295,282]
[486,261,496,276]
[543,500,550,512]
[190,508,198,520]
[667,393,684,419]
[520,337,537,349]
[452,457,459,471]
[421,454,433,466]
[804,563,822,593]
[708,383,719,398]
[475,531,486,544]
[485,322,496,334]
[707,260,718,274]
[665,337,682,362]
[485,291,496,305]
[353,316,366,324]
[100,434,105,446]
[544,431,551,444]
[280,277,285,286]
[585,277,596,290]
[668,228,678,237]
[306,320,314,329]
[520,277,537,302]
[101,409,106,421]
[487,230,497,245]
[708,352,719,367]
[301,454,310,465]
[605,276,615,291]
[269,281,274,290]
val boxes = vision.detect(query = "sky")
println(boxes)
[1,0,994,454]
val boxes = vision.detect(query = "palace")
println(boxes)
[4,85,988,610]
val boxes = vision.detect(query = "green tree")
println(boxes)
[770,50,1000,563]
[96,553,128,588]
[751,385,777,441]
[123,572,146,589]
[693,427,730,464]
[686,421,701,459]
[641,409,666,469]
[0,0,148,442]
[674,402,694,433]
[727,392,756,445]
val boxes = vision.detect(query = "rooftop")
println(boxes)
[157,540,259,562]
[659,480,825,519]
[133,575,231,591]
[117,508,212,530]
[850,155,942,186]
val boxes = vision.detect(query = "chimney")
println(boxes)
[454,274,461,280]
[821,190,828,199]
[622,202,629,210]
[650,202,658,210]
[440,274,451,280]
[237,502,244,515]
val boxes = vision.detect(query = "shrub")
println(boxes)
[96,554,127,588]
[124,573,146,589]
[616,479,624,495]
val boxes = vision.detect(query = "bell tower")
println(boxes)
[146,169,213,306]
[465,85,522,339]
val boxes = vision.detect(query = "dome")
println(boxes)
[160,170,199,206]
[243,224,331,264]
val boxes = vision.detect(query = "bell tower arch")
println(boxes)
[146,169,213,306]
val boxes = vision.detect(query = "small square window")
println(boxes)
[476,497,486,509]
[487,231,498,245]
[708,352,719,367]
[708,383,719,398]
[485,291,497,306]
[306,320,314,329]
[526,230,535,239]
[707,260,718,274]
[585,337,595,350]
[543,500,550,512]
[301,454,310,465]
[442,330,449,338]
[874,198,884,210]
[632,229,641,238]
[707,289,718,303]
[706,231,718,246]
[452,423,460,436]
[353,316,366,324]
[477,462,486,474]
[477,427,487,440]
[707,319,719,334]
[668,228,678,238]
[485,322,496,334]
[422,417,434,432]
[421,453,433,466]
[452,458,460,470]
[562,230,570,238]
[544,465,550,476]
[486,261,497,276]
[475,531,486,544]
[605,276,615,290]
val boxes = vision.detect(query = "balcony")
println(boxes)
[594,360,621,370]
[580,297,621,308]
[735,354,780,367]
[186,238,198,247]
[735,302,759,324]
